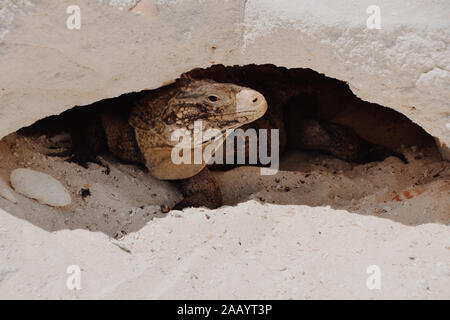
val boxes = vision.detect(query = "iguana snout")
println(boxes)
[233,88,267,123]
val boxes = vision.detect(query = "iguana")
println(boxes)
[43,79,268,209]
[32,74,407,210]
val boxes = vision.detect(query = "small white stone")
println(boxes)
[10,168,71,207]
[111,239,132,254]
[0,178,18,204]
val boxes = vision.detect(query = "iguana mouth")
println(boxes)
[214,110,263,119]
[195,124,251,148]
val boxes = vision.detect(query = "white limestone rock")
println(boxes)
[10,168,72,207]
[0,178,18,204]
[0,0,448,158]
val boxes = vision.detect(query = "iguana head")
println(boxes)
[130,80,267,145]
[129,79,268,179]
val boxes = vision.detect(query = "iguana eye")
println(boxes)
[208,95,219,102]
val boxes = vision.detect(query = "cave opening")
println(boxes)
[20,64,438,168]
[1,64,448,236]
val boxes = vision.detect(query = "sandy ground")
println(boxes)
[0,132,449,299]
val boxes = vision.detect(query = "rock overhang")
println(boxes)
[0,0,448,158]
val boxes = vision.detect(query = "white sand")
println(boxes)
[0,132,448,299]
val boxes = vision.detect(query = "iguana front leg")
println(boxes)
[45,113,111,173]
[173,167,223,210]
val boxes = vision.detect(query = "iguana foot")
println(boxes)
[173,168,223,210]
[172,193,221,210]
[46,140,111,174]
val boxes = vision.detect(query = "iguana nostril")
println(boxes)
[235,89,267,114]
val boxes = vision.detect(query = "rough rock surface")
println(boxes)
[0,0,449,158]
[0,201,449,299]
[0,133,448,299]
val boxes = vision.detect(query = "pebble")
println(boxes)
[111,239,132,254]
[161,204,170,213]
[10,168,71,207]
[0,178,18,204]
